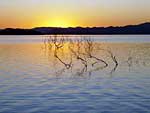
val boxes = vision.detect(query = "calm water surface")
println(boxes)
[0,35,150,113]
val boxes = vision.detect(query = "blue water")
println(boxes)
[0,35,150,113]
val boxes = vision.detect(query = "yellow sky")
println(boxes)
[0,0,150,28]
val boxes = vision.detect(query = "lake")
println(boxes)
[0,35,150,113]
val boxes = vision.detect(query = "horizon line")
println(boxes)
[1,21,150,30]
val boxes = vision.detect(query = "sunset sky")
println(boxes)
[0,0,150,28]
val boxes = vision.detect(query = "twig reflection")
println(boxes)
[43,36,120,76]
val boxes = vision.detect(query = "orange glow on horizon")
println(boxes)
[40,18,77,28]
[0,0,150,28]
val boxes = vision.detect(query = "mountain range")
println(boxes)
[0,22,150,35]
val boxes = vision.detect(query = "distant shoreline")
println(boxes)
[0,22,150,35]
[0,34,150,36]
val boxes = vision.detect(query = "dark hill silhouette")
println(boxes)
[0,22,150,35]
[0,28,42,35]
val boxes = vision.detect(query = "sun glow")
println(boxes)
[41,17,76,28]
[0,0,150,28]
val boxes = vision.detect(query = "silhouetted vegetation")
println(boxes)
[43,36,119,76]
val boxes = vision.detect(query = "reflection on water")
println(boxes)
[43,36,119,76]
[0,36,150,113]
[42,36,150,77]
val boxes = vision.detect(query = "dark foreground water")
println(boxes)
[0,35,150,113]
